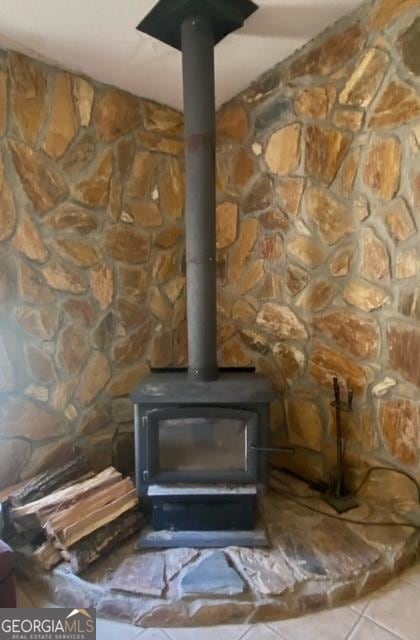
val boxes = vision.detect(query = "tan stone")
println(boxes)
[216,202,238,249]
[239,329,270,355]
[341,149,360,197]
[160,158,185,219]
[112,322,151,366]
[243,175,273,214]
[0,69,7,136]
[94,89,139,141]
[0,180,16,242]
[314,310,380,359]
[16,306,59,340]
[89,264,113,310]
[276,177,305,216]
[11,213,47,262]
[380,399,419,465]
[232,148,256,189]
[309,340,371,395]
[411,172,420,208]
[116,299,148,331]
[273,344,305,381]
[129,202,162,227]
[228,218,259,282]
[9,52,47,145]
[105,224,150,264]
[259,271,281,300]
[361,228,390,280]
[143,102,183,135]
[294,85,336,119]
[72,76,94,126]
[138,129,184,156]
[0,440,30,488]
[217,104,249,143]
[297,280,336,312]
[306,187,356,245]
[265,124,301,176]
[396,249,417,279]
[107,173,122,222]
[26,345,55,384]
[285,264,309,296]
[259,234,283,261]
[164,276,185,304]
[287,399,323,451]
[381,198,416,243]
[388,323,420,388]
[238,260,265,294]
[76,351,111,406]
[44,203,101,234]
[232,297,259,323]
[154,226,184,249]
[339,49,389,107]
[43,73,78,158]
[77,405,110,437]
[305,125,351,187]
[22,439,75,481]
[18,262,55,304]
[61,130,97,177]
[149,287,171,322]
[364,137,401,200]
[127,152,160,200]
[259,210,289,231]
[220,336,252,367]
[288,236,327,267]
[42,260,86,294]
[370,0,420,29]
[9,141,68,214]
[257,303,307,340]
[0,397,61,439]
[24,385,48,403]
[72,150,112,207]
[151,331,172,368]
[54,238,102,267]
[63,298,97,327]
[369,81,420,128]
[332,109,364,131]
[290,25,365,78]
[344,279,389,311]
[119,266,150,302]
[56,325,89,376]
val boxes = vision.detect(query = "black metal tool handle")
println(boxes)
[251,445,295,453]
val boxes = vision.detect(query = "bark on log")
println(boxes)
[33,541,62,571]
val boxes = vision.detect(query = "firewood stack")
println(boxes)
[3,457,143,575]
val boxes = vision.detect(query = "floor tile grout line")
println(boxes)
[361,612,411,640]
[265,621,296,639]
[343,612,363,640]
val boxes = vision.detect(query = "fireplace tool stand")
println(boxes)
[323,377,359,514]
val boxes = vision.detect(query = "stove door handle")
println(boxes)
[251,445,295,453]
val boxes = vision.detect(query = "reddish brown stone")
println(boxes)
[9,53,47,145]
[305,125,351,187]
[285,264,309,296]
[154,226,184,249]
[143,102,183,135]
[290,25,365,78]
[257,303,307,340]
[369,81,420,128]
[9,140,68,214]
[91,312,117,351]
[112,322,151,366]
[259,209,289,231]
[164,276,185,304]
[54,238,102,267]
[288,236,327,267]
[364,137,401,200]
[152,251,178,283]
[339,49,389,107]
[63,299,97,327]
[0,397,62,439]
[26,344,55,384]
[287,398,323,451]
[259,234,283,261]
[21,439,75,481]
[44,203,101,234]
[220,336,252,367]
[72,76,94,127]
[231,148,256,189]
[151,331,172,368]
[216,202,238,249]
[15,306,59,340]
[42,260,86,293]
[295,85,336,118]
[217,104,249,143]
[18,262,55,304]
[116,299,149,329]
[0,69,7,136]
[72,150,112,207]
[90,264,113,310]
[56,325,89,375]
[43,73,78,158]
[127,152,160,200]
[76,351,111,406]
[314,311,380,359]
[228,218,259,283]
[129,202,162,227]
[265,124,301,176]
[341,149,360,197]
[276,177,305,216]
[160,158,185,219]
[388,323,420,388]
[380,399,419,465]
[119,266,150,302]
[297,280,336,312]
[61,130,96,177]
[232,297,259,323]
[309,340,372,395]
[370,0,420,29]
[94,89,139,141]
[306,187,356,245]
[78,405,110,437]
[11,213,47,262]
[243,175,273,214]
[138,128,184,157]
[0,180,16,242]
[107,174,122,222]
[105,224,150,264]
[238,260,265,294]
[344,279,389,311]
[361,228,390,279]
[381,198,416,243]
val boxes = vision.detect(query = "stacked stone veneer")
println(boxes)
[2,0,420,491]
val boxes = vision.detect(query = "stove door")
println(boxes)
[145,407,258,485]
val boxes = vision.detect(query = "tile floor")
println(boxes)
[17,560,420,640]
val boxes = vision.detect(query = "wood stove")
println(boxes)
[132,0,278,548]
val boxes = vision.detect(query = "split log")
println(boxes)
[33,541,62,571]
[61,510,144,574]
[54,489,139,548]
[10,456,91,506]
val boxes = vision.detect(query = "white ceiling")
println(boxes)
[0,0,362,110]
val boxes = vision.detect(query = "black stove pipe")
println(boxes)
[181,16,218,382]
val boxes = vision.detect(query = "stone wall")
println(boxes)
[214,0,420,486]
[0,51,186,487]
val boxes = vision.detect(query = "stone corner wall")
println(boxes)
[213,0,420,487]
[0,49,187,488]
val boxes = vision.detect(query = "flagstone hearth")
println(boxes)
[15,473,420,628]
